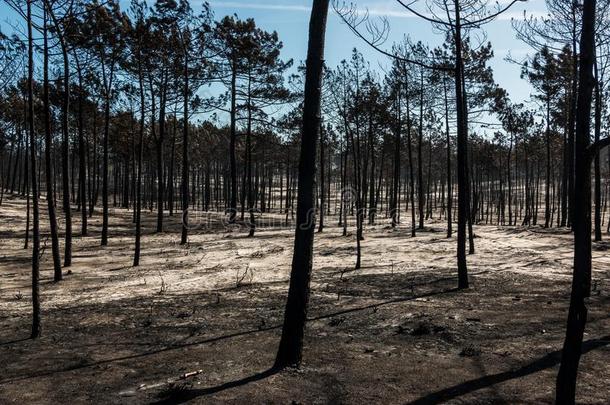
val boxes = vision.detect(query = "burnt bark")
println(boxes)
[274,0,329,369]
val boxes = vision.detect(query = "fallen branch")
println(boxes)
[180,369,203,379]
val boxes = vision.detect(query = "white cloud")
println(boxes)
[208,1,311,13]
[206,1,548,22]
[207,1,419,17]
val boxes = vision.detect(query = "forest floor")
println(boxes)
[1,194,609,404]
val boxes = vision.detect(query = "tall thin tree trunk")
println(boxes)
[246,79,255,238]
[43,9,62,281]
[545,99,551,228]
[567,6,579,228]
[454,0,469,289]
[444,76,452,238]
[418,70,425,230]
[318,124,325,232]
[156,79,167,233]
[274,0,329,369]
[556,1,596,401]
[181,47,190,245]
[229,63,238,223]
[134,61,145,266]
[101,62,114,246]
[75,59,87,236]
[405,69,416,238]
[46,2,72,266]
[593,54,602,242]
[28,0,41,338]
[391,82,401,228]
[24,118,30,249]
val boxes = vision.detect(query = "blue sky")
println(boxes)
[1,0,549,113]
[204,0,549,105]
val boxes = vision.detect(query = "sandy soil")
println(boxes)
[0,194,609,404]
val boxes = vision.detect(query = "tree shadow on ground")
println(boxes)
[150,327,610,404]
[406,335,610,405]
[0,287,457,385]
[0,337,30,347]
[151,367,279,404]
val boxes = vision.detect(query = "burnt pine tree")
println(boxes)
[274,0,329,369]
[212,16,254,224]
[174,1,213,244]
[45,0,73,267]
[126,0,150,267]
[42,6,62,282]
[556,0,610,402]
[64,11,90,237]
[149,0,181,233]
[522,46,561,229]
[513,0,583,228]
[27,0,41,339]
[82,0,125,245]
[335,0,523,288]
[452,0,468,288]
[413,42,428,231]
[388,60,402,229]
[241,26,292,237]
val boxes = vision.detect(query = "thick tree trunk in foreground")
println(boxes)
[274,0,329,369]
[556,1,596,402]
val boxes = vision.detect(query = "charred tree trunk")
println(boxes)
[593,55,602,242]
[75,58,87,236]
[134,60,145,266]
[101,62,114,246]
[417,70,425,230]
[275,0,329,369]
[444,76,452,238]
[545,99,551,228]
[43,10,62,281]
[246,80,255,238]
[391,82,401,228]
[405,71,416,238]
[454,1,469,289]
[181,49,190,245]
[27,0,41,338]
[155,82,167,233]
[229,62,238,224]
[567,5,579,228]
[318,124,325,232]
[556,1,596,402]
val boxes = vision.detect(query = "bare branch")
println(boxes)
[332,1,453,71]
